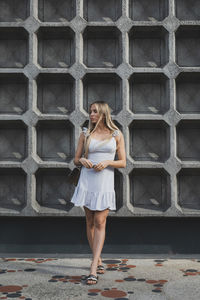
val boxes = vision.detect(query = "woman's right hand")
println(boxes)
[79,158,93,168]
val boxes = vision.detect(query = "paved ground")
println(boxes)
[0,254,200,299]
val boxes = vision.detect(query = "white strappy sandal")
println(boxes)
[86,274,99,285]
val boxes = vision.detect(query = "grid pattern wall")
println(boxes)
[0,0,200,217]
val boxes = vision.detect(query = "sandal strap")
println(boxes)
[97,265,104,270]
[87,274,98,281]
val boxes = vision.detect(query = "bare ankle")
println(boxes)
[91,261,98,267]
[90,263,97,275]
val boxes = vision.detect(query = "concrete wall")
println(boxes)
[0,0,200,219]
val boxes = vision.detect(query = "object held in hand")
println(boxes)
[67,166,81,186]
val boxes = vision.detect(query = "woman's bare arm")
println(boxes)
[73,132,93,168]
[107,131,126,168]
[73,132,85,166]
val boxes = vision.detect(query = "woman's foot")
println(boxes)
[86,274,98,285]
[87,262,98,285]
[97,264,105,274]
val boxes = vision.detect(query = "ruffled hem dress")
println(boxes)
[70,127,120,211]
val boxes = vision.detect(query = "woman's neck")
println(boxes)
[95,124,109,133]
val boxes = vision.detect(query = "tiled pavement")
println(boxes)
[0,254,200,299]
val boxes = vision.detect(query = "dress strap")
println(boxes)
[83,127,119,137]
[82,127,88,136]
[112,129,120,137]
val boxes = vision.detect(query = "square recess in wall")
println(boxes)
[83,73,122,115]
[37,27,75,68]
[0,0,30,22]
[176,73,200,114]
[114,169,123,211]
[177,120,200,161]
[0,120,27,162]
[37,73,75,114]
[129,0,168,21]
[177,169,200,210]
[0,27,28,68]
[0,169,26,211]
[36,168,75,211]
[83,26,122,68]
[129,168,171,211]
[38,0,75,22]
[176,26,200,67]
[176,0,200,21]
[129,26,168,68]
[0,73,28,114]
[36,120,74,162]
[83,0,122,22]
[129,120,170,162]
[129,73,169,114]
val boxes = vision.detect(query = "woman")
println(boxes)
[70,101,126,285]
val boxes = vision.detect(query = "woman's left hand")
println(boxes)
[93,160,110,172]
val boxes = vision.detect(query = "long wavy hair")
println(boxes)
[83,101,119,158]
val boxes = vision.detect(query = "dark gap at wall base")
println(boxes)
[0,217,200,254]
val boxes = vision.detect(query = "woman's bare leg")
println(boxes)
[88,208,109,283]
[83,206,103,266]
[84,206,95,251]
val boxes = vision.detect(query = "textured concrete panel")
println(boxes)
[0,121,27,162]
[176,26,200,67]
[36,168,74,210]
[129,120,170,162]
[176,0,200,20]
[0,74,28,114]
[176,73,200,113]
[83,26,122,68]
[37,27,75,68]
[83,73,122,114]
[0,0,30,22]
[0,28,28,68]
[177,169,200,210]
[38,0,75,22]
[130,0,168,21]
[84,0,122,21]
[37,73,75,114]
[0,0,200,217]
[129,26,168,68]
[129,168,171,212]
[36,120,74,162]
[0,169,26,211]
[129,73,170,114]
[177,121,200,161]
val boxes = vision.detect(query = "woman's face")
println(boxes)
[89,104,101,124]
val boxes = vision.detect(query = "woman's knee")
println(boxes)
[94,209,109,228]
[94,216,107,229]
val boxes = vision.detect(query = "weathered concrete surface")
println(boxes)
[1,0,200,218]
[0,254,200,299]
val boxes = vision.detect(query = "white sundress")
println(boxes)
[70,127,120,211]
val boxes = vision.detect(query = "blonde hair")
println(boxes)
[83,101,119,158]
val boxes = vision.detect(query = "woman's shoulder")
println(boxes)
[112,129,121,137]
[82,127,88,136]
[82,127,121,137]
